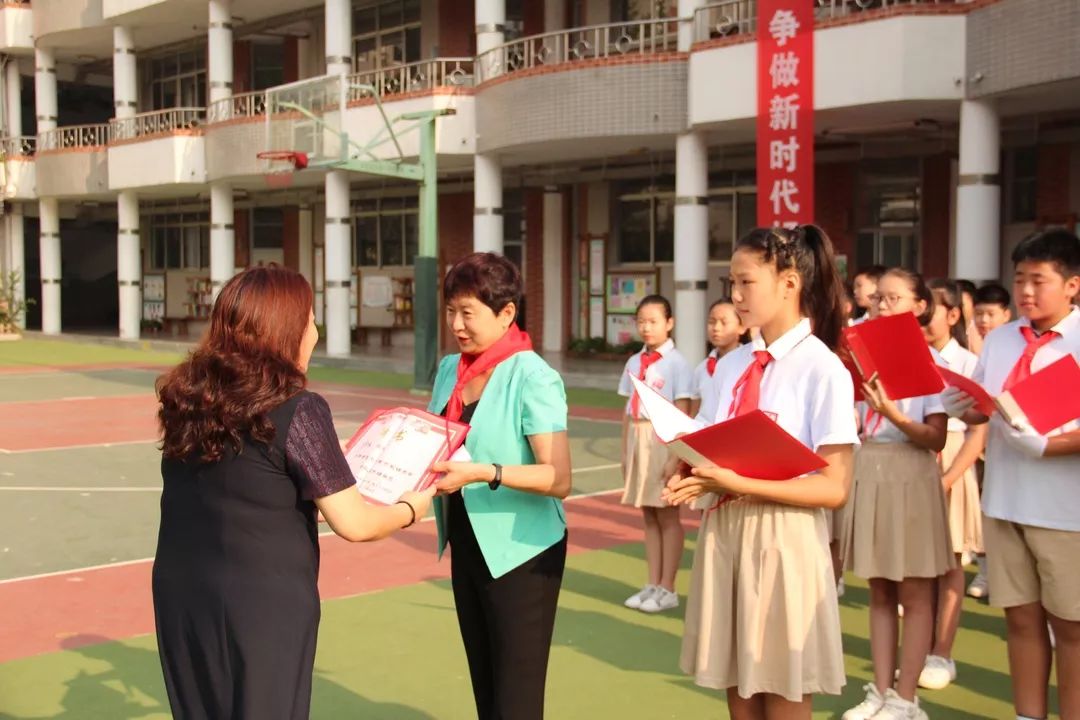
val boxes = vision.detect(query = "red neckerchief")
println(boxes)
[706,350,719,377]
[1002,326,1059,391]
[445,325,533,422]
[630,349,664,419]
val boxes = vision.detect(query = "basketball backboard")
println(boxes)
[262,74,349,169]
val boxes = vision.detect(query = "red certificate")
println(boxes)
[343,407,469,505]
[842,313,945,402]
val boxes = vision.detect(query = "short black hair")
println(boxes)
[1011,228,1080,278]
[854,265,887,282]
[636,294,672,319]
[974,282,1011,309]
[443,252,522,317]
[955,279,977,299]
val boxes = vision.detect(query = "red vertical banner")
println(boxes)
[757,0,814,228]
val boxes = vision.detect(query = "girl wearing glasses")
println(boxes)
[840,268,953,720]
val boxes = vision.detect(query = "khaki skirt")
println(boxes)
[622,419,670,508]
[681,499,845,702]
[941,431,984,555]
[841,442,955,581]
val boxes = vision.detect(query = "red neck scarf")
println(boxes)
[445,325,533,422]
[706,350,720,377]
[1002,326,1059,392]
[727,350,773,418]
[630,349,664,419]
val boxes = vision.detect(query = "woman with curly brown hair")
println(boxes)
[152,265,433,720]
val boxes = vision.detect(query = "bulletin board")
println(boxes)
[606,272,658,315]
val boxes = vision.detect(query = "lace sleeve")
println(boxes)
[285,393,356,500]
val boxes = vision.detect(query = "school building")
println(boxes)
[0,0,1078,363]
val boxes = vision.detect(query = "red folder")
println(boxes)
[937,366,996,417]
[628,375,827,480]
[995,355,1080,435]
[842,313,945,402]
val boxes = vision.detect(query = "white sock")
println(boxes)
[976,554,987,575]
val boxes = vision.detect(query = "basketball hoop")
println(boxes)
[257,150,308,189]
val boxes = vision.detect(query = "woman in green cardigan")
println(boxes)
[429,252,572,720]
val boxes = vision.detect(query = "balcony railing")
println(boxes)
[347,57,475,101]
[109,107,205,142]
[476,18,680,83]
[37,123,109,152]
[207,90,267,124]
[694,0,968,42]
[1,135,36,158]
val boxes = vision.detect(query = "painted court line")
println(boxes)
[1,438,160,454]
[0,488,624,588]
[0,464,617,492]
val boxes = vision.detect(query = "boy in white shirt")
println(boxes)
[943,228,1080,720]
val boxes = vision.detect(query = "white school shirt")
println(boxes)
[975,307,1080,532]
[858,347,947,443]
[617,338,694,419]
[938,338,979,433]
[697,318,859,453]
[690,349,722,401]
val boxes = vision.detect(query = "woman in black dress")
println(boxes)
[152,266,434,719]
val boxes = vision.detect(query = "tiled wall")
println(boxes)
[966,0,1080,98]
[476,56,689,154]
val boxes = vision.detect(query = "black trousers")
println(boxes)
[448,494,566,720]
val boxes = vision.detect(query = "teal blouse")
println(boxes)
[428,350,568,579]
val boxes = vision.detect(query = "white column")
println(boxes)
[36,49,59,333]
[324,170,351,357]
[34,48,57,133]
[117,191,141,340]
[298,205,314,284]
[325,0,352,75]
[476,0,506,79]
[542,188,564,352]
[954,99,1001,282]
[39,198,61,335]
[208,0,233,104]
[113,26,137,119]
[474,153,503,253]
[210,183,235,300]
[7,204,25,328]
[6,61,21,137]
[674,131,709,364]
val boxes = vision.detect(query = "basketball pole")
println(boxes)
[333,107,451,391]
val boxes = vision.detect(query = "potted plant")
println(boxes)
[566,336,643,361]
[0,270,33,340]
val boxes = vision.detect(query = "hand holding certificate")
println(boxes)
[343,407,469,505]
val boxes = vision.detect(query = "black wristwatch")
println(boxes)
[489,463,503,491]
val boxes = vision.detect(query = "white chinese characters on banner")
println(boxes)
[757,2,813,228]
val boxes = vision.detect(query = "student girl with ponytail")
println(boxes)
[665,225,858,719]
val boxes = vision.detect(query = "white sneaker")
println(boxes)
[640,587,679,613]
[967,572,989,599]
[870,689,928,720]
[842,684,886,720]
[918,654,957,689]
[624,585,658,610]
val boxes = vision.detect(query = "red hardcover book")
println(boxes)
[343,407,469,505]
[937,366,996,417]
[995,355,1080,435]
[629,375,827,480]
[842,313,945,401]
